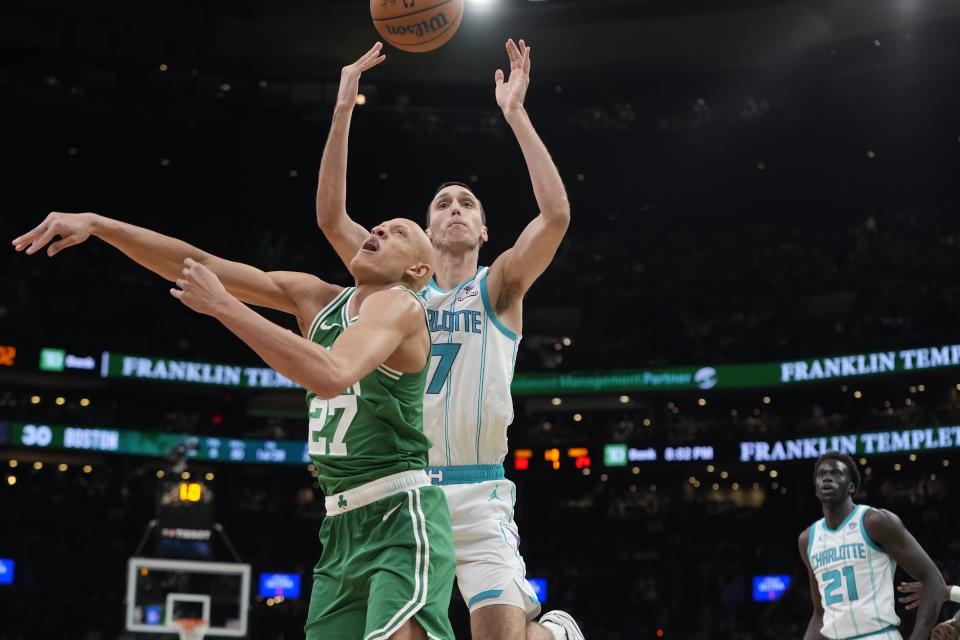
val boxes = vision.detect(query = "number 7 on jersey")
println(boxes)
[427,343,462,394]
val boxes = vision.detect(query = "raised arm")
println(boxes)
[171,265,428,398]
[488,38,571,296]
[799,529,827,640]
[315,43,384,269]
[864,508,945,640]
[12,212,336,322]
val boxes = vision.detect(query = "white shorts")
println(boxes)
[440,478,541,619]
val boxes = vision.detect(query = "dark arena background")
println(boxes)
[2,0,960,638]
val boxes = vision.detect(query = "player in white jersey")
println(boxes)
[315,41,583,640]
[799,452,945,640]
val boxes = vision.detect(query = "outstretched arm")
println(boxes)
[172,261,426,398]
[12,212,336,323]
[489,38,571,296]
[799,530,827,640]
[865,509,944,640]
[316,43,384,269]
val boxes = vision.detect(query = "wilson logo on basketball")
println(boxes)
[370,0,463,53]
[386,12,449,38]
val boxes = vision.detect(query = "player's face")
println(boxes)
[350,218,431,286]
[427,186,487,252]
[814,459,854,505]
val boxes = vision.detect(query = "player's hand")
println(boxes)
[495,38,531,116]
[932,621,959,640]
[12,211,98,257]
[170,258,234,317]
[335,42,386,112]
[896,581,923,609]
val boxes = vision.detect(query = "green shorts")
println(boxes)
[305,484,455,640]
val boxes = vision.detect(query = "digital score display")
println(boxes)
[752,575,792,602]
[259,573,302,599]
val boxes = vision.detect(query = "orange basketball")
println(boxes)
[370,0,464,53]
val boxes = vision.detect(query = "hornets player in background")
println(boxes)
[12,211,456,640]
[898,580,960,639]
[315,41,582,640]
[799,452,945,640]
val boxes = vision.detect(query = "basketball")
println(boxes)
[370,0,464,53]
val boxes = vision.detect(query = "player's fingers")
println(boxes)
[46,236,82,256]
[363,54,386,71]
[506,39,520,65]
[351,44,377,68]
[170,288,183,300]
[25,226,59,255]
[12,222,47,249]
[523,46,531,74]
[12,229,37,248]
[897,581,921,592]
[175,279,188,290]
[494,69,504,86]
[358,42,383,66]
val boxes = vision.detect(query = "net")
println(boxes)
[175,618,209,640]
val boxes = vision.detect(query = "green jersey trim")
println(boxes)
[307,287,353,341]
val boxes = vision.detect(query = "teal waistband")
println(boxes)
[425,464,505,485]
[834,626,899,640]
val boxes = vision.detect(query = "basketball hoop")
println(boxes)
[175,618,209,640]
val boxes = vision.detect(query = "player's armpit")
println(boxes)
[863,509,942,581]
[491,212,568,298]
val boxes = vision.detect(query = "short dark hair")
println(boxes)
[813,451,861,492]
[426,181,486,226]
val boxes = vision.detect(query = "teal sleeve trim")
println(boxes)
[467,589,505,607]
[859,508,885,553]
[807,523,817,557]
[479,270,519,341]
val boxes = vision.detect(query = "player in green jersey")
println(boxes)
[13,211,457,640]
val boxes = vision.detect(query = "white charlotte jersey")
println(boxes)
[419,267,521,467]
[807,504,900,640]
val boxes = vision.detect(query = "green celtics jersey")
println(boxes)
[305,286,432,495]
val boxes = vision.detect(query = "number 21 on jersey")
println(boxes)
[823,565,859,605]
[308,382,360,456]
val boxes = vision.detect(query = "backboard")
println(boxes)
[125,557,250,636]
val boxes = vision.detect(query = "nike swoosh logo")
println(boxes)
[382,503,402,522]
[320,321,341,331]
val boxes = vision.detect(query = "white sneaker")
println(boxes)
[539,610,585,640]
